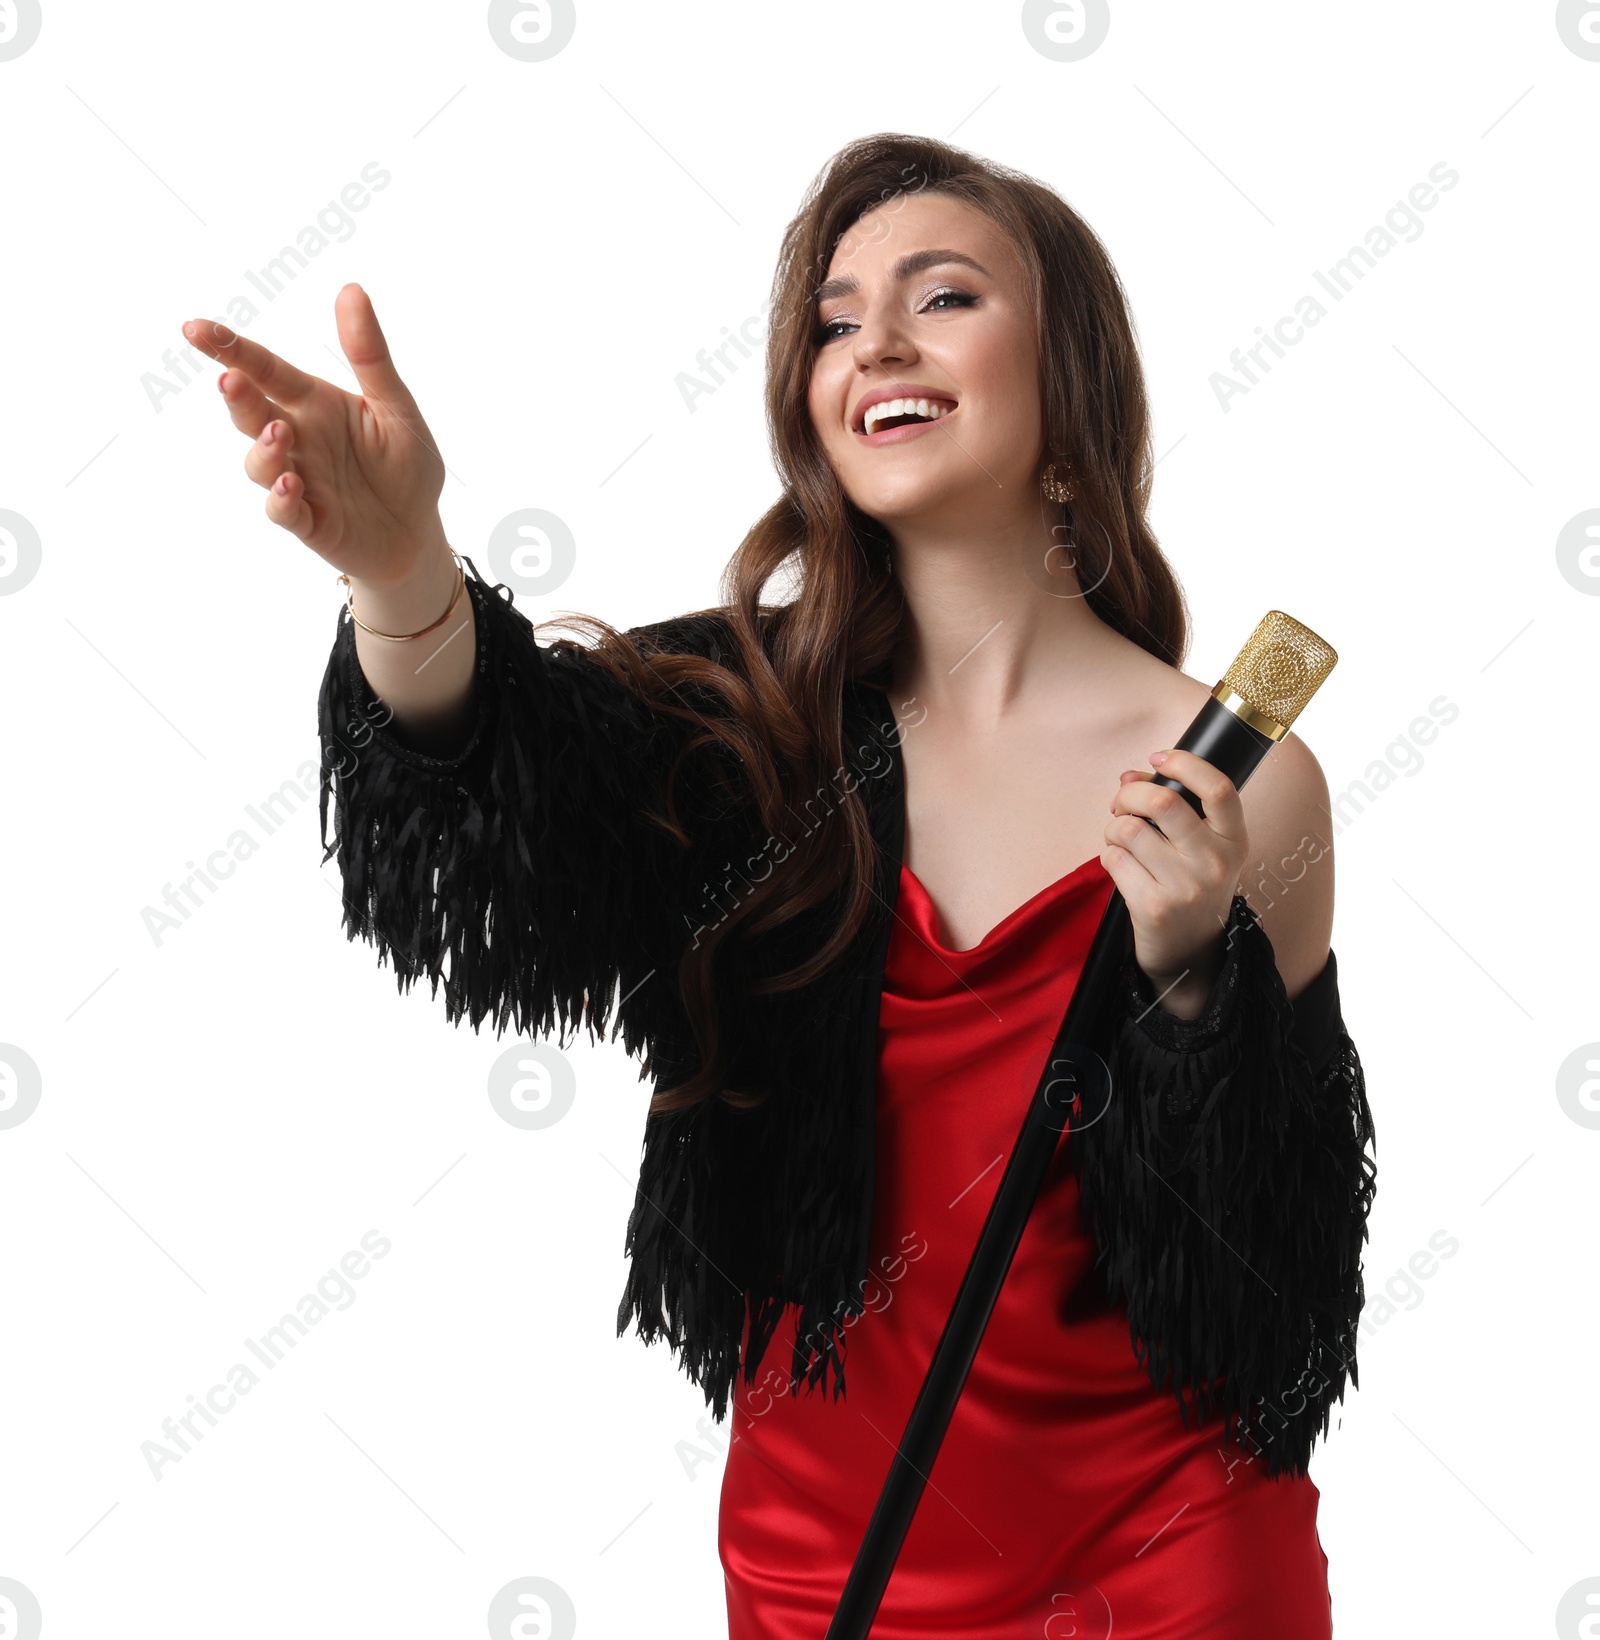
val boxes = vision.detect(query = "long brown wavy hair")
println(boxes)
[545,132,1191,1116]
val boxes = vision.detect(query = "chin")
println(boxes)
[841,469,965,526]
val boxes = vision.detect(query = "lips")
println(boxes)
[856,405,960,446]
[850,384,960,436]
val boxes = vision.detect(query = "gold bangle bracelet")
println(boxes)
[338,550,465,642]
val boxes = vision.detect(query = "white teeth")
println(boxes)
[862,397,953,435]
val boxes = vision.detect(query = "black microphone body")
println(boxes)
[1150,692,1279,816]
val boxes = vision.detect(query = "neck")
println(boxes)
[885,498,1119,724]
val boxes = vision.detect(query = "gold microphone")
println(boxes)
[1151,611,1339,814]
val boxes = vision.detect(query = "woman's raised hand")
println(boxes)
[182,283,447,587]
[188,283,476,746]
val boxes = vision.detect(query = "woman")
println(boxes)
[184,134,1375,1638]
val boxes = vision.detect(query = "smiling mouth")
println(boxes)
[855,397,959,440]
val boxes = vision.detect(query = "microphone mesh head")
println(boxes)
[1221,611,1338,730]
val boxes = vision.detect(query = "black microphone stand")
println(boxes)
[824,887,1136,1636]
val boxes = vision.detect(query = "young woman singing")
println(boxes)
[184,133,1375,1639]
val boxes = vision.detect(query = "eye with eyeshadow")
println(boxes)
[812,285,979,346]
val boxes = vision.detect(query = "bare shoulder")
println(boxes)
[1121,646,1335,1001]
[1230,728,1335,1000]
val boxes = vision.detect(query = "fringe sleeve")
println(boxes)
[1070,893,1377,1479]
[315,555,692,1054]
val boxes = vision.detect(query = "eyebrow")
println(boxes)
[812,248,992,306]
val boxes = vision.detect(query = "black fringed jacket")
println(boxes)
[317,559,1377,1478]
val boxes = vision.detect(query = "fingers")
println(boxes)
[262,459,312,541]
[1103,804,1172,890]
[1145,749,1246,835]
[215,370,311,540]
[242,414,294,490]
[216,364,286,442]
[333,282,418,412]
[243,418,312,540]
[181,317,321,406]
[1110,771,1210,854]
[215,405,310,538]
[1104,749,1246,890]
[181,318,318,542]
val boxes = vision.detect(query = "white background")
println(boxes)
[2,1,1597,1634]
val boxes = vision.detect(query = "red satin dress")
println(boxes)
[718,855,1333,1638]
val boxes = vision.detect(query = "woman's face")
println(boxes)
[806,190,1046,531]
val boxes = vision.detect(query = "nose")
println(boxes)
[851,299,916,375]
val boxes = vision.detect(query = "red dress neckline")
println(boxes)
[898,853,1109,955]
